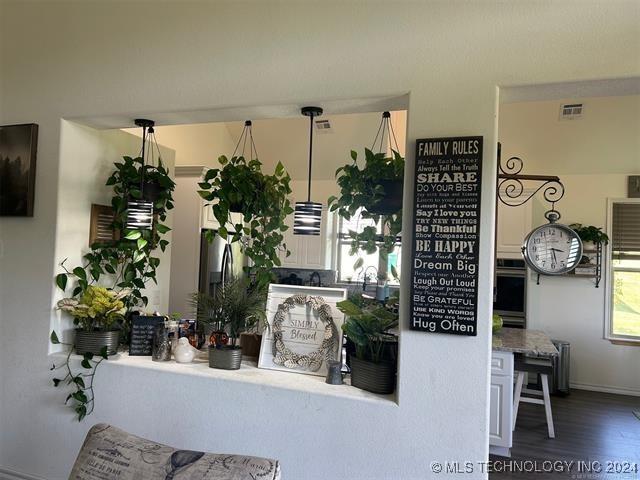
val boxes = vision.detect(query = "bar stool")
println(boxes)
[513,355,555,438]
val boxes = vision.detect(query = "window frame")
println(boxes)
[605,197,640,344]
[335,210,402,285]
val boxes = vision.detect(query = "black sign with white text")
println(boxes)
[129,315,166,356]
[409,136,483,336]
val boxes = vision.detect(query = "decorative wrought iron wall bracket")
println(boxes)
[497,155,566,219]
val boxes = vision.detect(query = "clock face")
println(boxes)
[522,224,583,275]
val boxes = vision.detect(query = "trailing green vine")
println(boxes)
[50,331,109,421]
[198,155,293,288]
[328,148,404,268]
[50,155,175,421]
[55,156,175,320]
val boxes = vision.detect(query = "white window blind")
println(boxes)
[612,203,640,258]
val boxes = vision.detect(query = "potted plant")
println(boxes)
[569,223,610,250]
[57,286,129,355]
[337,294,398,394]
[191,279,267,370]
[198,155,293,287]
[55,154,175,339]
[106,155,176,209]
[328,148,404,262]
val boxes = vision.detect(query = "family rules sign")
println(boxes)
[410,137,483,336]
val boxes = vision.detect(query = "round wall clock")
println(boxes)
[522,213,583,275]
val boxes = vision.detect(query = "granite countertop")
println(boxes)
[492,327,559,357]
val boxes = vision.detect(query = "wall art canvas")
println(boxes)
[0,123,38,216]
[258,284,347,377]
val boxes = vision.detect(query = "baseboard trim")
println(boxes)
[571,382,640,397]
[0,466,47,480]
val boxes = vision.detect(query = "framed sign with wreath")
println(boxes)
[258,285,347,377]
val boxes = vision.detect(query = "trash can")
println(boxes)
[551,339,570,396]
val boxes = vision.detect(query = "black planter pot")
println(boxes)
[349,356,396,394]
[228,202,244,214]
[367,179,403,215]
[208,345,243,370]
[128,180,163,203]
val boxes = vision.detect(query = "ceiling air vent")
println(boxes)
[315,119,332,133]
[559,103,583,121]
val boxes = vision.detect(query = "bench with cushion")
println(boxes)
[70,423,281,480]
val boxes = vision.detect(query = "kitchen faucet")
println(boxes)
[362,266,378,291]
[309,271,322,287]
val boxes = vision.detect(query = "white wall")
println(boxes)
[51,121,176,347]
[500,95,640,175]
[224,111,407,180]
[499,96,640,395]
[124,122,236,168]
[135,110,407,180]
[0,2,638,479]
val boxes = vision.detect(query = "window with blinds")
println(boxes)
[609,200,640,339]
[336,208,401,285]
[612,202,640,259]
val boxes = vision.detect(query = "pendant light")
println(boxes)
[125,118,156,230]
[372,111,400,154]
[294,106,323,235]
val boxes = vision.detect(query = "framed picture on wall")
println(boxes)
[0,123,38,216]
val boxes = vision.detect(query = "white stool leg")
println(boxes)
[541,374,555,438]
[512,371,525,431]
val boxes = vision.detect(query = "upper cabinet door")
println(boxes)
[279,212,303,267]
[278,207,334,270]
[200,200,243,233]
[496,198,533,259]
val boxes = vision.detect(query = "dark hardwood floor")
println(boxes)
[490,389,640,479]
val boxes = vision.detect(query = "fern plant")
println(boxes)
[190,279,267,347]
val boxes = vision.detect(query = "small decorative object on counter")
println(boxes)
[325,360,344,385]
[174,337,197,363]
[338,294,398,395]
[152,323,171,362]
[240,332,262,358]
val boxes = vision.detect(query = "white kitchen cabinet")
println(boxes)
[200,200,244,233]
[278,207,335,270]
[489,351,514,456]
[496,196,533,259]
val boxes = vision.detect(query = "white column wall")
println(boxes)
[0,2,638,479]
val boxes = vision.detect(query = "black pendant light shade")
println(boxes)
[294,106,323,235]
[126,200,154,230]
[294,201,322,235]
[125,118,156,230]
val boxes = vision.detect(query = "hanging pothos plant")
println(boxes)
[328,148,404,265]
[198,155,293,288]
[55,155,175,312]
[51,155,175,421]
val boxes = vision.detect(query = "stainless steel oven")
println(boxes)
[494,258,527,328]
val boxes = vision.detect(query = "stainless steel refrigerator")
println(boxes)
[198,230,246,297]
